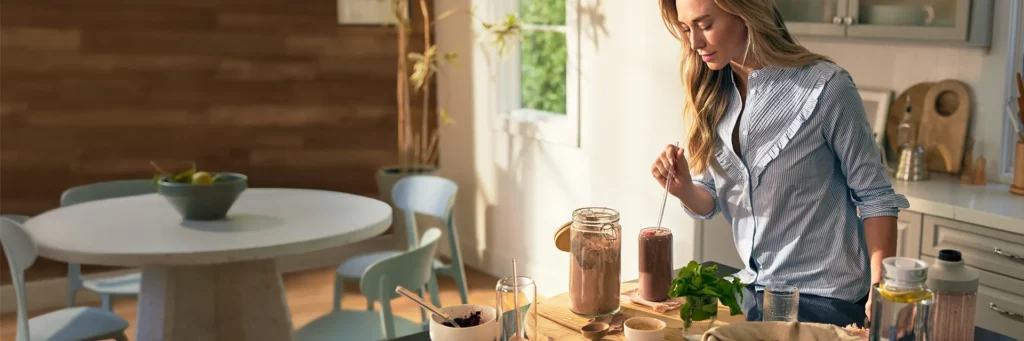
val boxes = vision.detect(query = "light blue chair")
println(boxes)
[2,215,30,224]
[60,179,155,311]
[334,175,469,312]
[1,217,130,341]
[298,228,444,341]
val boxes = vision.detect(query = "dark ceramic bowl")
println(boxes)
[158,172,247,220]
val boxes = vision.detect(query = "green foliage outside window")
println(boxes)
[519,0,567,115]
[521,0,565,25]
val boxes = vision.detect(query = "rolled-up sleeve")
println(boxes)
[822,71,910,218]
[682,169,721,220]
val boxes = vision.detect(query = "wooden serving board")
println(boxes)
[886,82,933,156]
[918,79,971,174]
[526,282,745,340]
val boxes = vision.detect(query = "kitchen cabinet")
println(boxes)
[775,0,994,47]
[920,215,1024,281]
[896,210,923,258]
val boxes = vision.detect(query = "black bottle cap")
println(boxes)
[938,249,962,262]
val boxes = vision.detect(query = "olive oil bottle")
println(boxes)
[869,257,934,341]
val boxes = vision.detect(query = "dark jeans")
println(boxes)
[740,285,868,328]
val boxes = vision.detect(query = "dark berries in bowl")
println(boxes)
[442,310,483,327]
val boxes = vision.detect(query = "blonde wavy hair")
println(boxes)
[659,0,831,174]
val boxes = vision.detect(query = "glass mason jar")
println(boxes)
[569,207,621,317]
[681,296,719,341]
[496,276,537,340]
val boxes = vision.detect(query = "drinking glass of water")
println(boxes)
[763,284,799,322]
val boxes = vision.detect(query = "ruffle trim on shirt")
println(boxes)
[749,62,840,190]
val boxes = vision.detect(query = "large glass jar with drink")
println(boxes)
[569,207,621,317]
[869,257,934,341]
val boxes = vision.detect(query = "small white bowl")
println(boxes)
[428,304,499,341]
[623,317,666,341]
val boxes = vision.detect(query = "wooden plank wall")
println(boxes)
[0,0,434,284]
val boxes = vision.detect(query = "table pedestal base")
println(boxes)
[136,260,294,341]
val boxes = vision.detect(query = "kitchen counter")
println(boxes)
[890,174,1024,235]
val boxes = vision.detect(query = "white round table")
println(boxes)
[25,188,392,341]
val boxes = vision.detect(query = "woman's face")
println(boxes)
[675,0,748,70]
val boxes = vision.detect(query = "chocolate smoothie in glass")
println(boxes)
[638,227,672,302]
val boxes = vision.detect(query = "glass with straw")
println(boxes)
[496,259,537,340]
[639,142,678,302]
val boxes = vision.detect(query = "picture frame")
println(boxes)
[337,0,399,25]
[858,88,892,147]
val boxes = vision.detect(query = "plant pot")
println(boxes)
[375,165,439,246]
[679,295,719,341]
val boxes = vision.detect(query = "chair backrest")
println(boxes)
[60,179,156,207]
[1,217,38,341]
[392,176,457,248]
[59,179,156,306]
[392,176,457,220]
[0,215,30,224]
[360,227,443,339]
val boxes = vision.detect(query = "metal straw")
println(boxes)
[656,142,680,233]
[512,259,521,339]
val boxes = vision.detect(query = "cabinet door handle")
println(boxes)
[994,247,1023,261]
[832,16,843,25]
[843,17,855,25]
[989,303,1024,319]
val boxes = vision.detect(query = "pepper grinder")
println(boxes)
[896,95,930,181]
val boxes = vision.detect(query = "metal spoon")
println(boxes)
[395,286,461,328]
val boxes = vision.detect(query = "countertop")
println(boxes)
[890,174,1024,235]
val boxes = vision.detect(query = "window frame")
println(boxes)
[490,0,581,148]
[1001,0,1023,179]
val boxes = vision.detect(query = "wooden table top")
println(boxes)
[527,281,747,340]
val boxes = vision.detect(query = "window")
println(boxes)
[491,0,580,148]
[1002,0,1023,179]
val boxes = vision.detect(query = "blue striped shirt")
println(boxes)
[683,61,910,302]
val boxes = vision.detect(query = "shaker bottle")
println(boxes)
[927,249,979,341]
[569,207,621,317]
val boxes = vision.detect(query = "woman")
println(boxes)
[651,0,909,327]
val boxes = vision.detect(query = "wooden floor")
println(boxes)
[0,266,499,341]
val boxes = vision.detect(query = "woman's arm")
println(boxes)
[652,145,719,219]
[864,216,897,286]
[679,180,717,217]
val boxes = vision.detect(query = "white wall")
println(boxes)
[434,0,1018,294]
[436,0,697,297]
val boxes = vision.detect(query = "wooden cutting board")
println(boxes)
[886,82,933,156]
[526,282,745,340]
[918,79,972,174]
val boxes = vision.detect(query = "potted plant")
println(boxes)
[668,261,746,340]
[375,0,520,238]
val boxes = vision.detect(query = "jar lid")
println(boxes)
[927,249,979,293]
[572,207,620,224]
[938,249,962,262]
[882,257,928,287]
[553,221,571,252]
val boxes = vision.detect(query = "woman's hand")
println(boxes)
[651,144,692,200]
